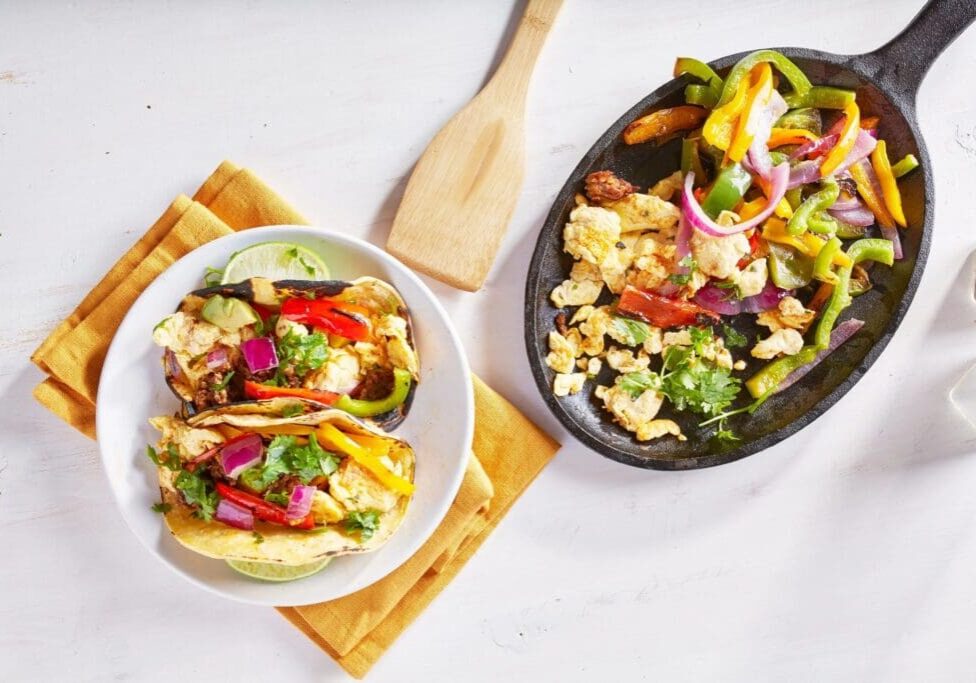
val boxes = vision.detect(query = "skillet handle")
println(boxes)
[868,0,976,99]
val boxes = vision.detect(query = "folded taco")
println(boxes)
[148,398,415,566]
[152,277,419,430]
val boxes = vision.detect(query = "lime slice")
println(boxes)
[226,557,332,582]
[220,242,329,284]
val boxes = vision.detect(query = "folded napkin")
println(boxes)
[31,161,559,678]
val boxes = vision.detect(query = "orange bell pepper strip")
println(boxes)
[727,64,773,162]
[849,160,895,230]
[870,139,907,227]
[860,116,880,131]
[767,127,818,148]
[622,106,707,145]
[316,423,415,496]
[820,101,860,177]
[702,72,751,151]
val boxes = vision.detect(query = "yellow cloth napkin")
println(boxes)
[30,161,559,678]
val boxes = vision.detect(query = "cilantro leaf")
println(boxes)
[714,427,740,443]
[174,469,218,521]
[288,434,340,482]
[146,444,181,470]
[264,492,289,506]
[275,330,329,383]
[151,502,171,514]
[281,404,304,418]
[619,371,661,398]
[612,316,651,346]
[344,510,381,540]
[667,255,698,286]
[239,434,340,492]
[723,324,748,349]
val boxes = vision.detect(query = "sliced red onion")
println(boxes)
[240,337,278,373]
[655,214,693,298]
[830,193,863,211]
[219,433,264,479]
[853,159,904,260]
[791,134,837,160]
[206,347,228,369]
[745,90,788,183]
[828,205,875,227]
[694,280,789,316]
[165,349,183,379]
[683,165,788,237]
[833,130,877,176]
[787,159,823,189]
[778,319,865,392]
[286,485,316,521]
[215,499,254,530]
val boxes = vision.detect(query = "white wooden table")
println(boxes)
[3,1,975,680]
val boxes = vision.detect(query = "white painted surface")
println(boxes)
[2,1,975,680]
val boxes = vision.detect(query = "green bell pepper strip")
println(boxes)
[747,238,894,398]
[787,177,839,235]
[775,107,822,135]
[813,237,842,284]
[807,212,839,235]
[684,84,718,108]
[785,187,803,210]
[681,137,706,181]
[835,220,868,239]
[701,162,752,218]
[784,86,856,110]
[333,368,413,417]
[767,242,813,289]
[674,57,723,97]
[891,154,919,178]
[716,50,812,107]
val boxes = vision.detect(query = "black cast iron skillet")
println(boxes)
[526,1,976,470]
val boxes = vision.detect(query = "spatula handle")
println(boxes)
[487,0,563,101]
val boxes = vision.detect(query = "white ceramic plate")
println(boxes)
[97,226,473,606]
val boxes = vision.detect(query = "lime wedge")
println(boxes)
[226,557,332,582]
[220,242,329,284]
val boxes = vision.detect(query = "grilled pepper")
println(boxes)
[243,380,340,405]
[784,86,856,110]
[728,63,773,162]
[787,177,839,235]
[850,159,896,229]
[333,368,412,418]
[812,237,842,284]
[716,50,812,107]
[622,106,708,145]
[871,139,907,227]
[215,482,314,529]
[703,73,751,151]
[617,285,719,328]
[316,423,415,495]
[820,101,860,177]
[280,297,370,341]
[891,154,919,178]
[702,163,752,218]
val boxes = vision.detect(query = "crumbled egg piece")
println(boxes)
[328,459,400,513]
[641,419,686,441]
[584,357,602,376]
[648,171,684,201]
[275,316,309,339]
[757,296,816,331]
[578,305,613,356]
[605,347,651,373]
[570,305,595,325]
[546,330,581,374]
[626,234,677,291]
[553,372,587,397]
[375,314,419,377]
[605,193,681,233]
[735,258,768,298]
[562,205,622,266]
[310,490,346,524]
[691,229,750,280]
[600,381,665,439]
[152,312,232,357]
[570,259,603,282]
[643,327,664,355]
[550,278,603,308]
[309,347,361,393]
[751,328,804,359]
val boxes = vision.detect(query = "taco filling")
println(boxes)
[148,402,415,565]
[152,276,419,429]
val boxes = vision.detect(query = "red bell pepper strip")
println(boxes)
[618,285,719,329]
[215,482,314,529]
[243,380,340,405]
[280,297,370,341]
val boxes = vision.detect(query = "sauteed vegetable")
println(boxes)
[547,50,916,443]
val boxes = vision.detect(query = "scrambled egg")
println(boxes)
[310,490,346,524]
[353,341,385,369]
[757,296,815,331]
[582,357,602,376]
[275,317,309,339]
[641,419,685,441]
[148,416,224,460]
[598,246,634,294]
[309,347,361,393]
[662,329,733,369]
[735,258,768,298]
[563,205,622,266]
[597,381,666,441]
[627,234,677,291]
[605,347,651,372]
[570,260,602,282]
[648,171,684,201]
[643,327,664,355]
[578,305,613,356]
[553,372,586,397]
[328,459,399,513]
[545,330,582,374]
[153,312,235,357]
[375,314,419,377]
[570,305,594,325]
[606,193,681,233]
[691,229,750,280]
[550,278,603,308]
[751,328,804,359]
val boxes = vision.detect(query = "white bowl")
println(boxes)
[97,226,473,605]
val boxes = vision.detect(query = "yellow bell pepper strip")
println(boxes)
[812,237,842,284]
[767,128,818,148]
[727,63,773,162]
[820,101,860,177]
[716,50,812,107]
[870,139,907,227]
[333,368,412,418]
[787,177,839,235]
[891,154,919,178]
[703,73,751,151]
[762,218,852,267]
[849,158,895,229]
[784,86,856,110]
[623,106,708,145]
[346,433,392,459]
[316,423,415,495]
[251,424,316,437]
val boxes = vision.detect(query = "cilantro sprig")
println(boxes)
[344,510,381,540]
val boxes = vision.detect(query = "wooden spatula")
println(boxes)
[386,0,563,292]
